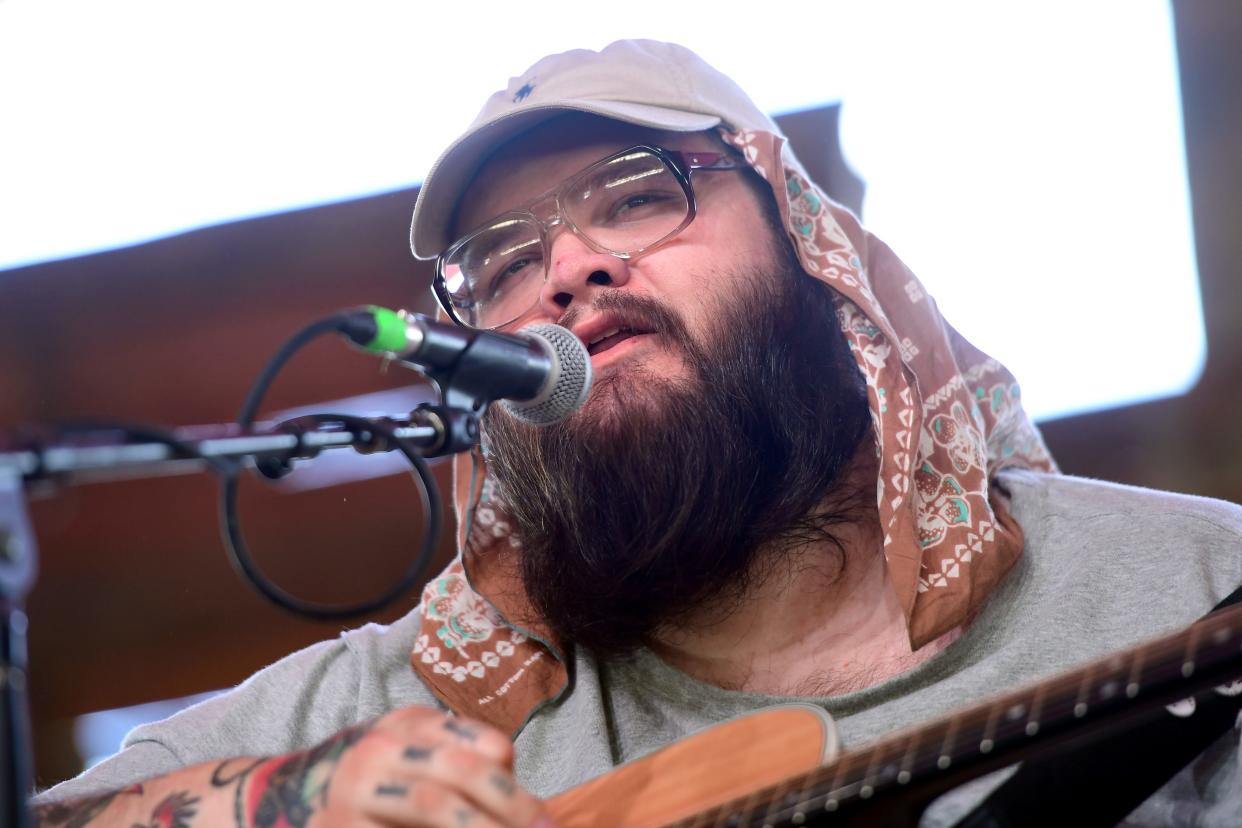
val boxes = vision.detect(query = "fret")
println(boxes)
[1072,659,1095,719]
[778,782,819,827]
[1126,640,1148,699]
[1097,677,1121,702]
[720,806,748,828]
[765,783,842,826]
[990,695,1032,748]
[720,780,759,828]
[756,789,818,827]
[1024,682,1046,737]
[1002,700,1028,726]
[769,776,822,828]
[817,751,856,814]
[1181,621,1203,678]
[753,766,804,828]
[766,728,935,824]
[855,742,886,801]
[753,790,782,827]
[934,714,961,770]
[722,774,812,828]
[765,768,868,827]
[978,699,1002,754]
[896,724,923,785]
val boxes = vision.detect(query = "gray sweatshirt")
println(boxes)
[37,471,1242,825]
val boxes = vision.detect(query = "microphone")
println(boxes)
[343,307,592,426]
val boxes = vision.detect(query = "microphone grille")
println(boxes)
[500,324,592,426]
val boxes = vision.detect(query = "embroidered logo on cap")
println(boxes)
[513,80,535,103]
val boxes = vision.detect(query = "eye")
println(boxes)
[481,253,542,300]
[607,190,681,222]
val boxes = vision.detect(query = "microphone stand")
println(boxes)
[1,467,36,828]
[0,407,467,828]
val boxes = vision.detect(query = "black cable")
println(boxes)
[221,310,443,620]
[237,311,373,428]
[33,311,445,622]
[219,412,442,620]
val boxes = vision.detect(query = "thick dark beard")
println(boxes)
[482,257,873,658]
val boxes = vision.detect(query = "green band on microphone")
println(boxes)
[364,306,408,353]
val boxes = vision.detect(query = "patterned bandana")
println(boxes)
[410,128,1058,736]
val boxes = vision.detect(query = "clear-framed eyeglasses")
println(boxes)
[432,144,744,330]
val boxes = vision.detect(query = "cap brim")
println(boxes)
[410,101,721,259]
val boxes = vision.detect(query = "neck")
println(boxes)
[648,453,961,696]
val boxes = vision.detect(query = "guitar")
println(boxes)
[546,601,1242,826]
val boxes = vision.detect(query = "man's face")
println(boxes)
[459,115,874,656]
[454,114,780,391]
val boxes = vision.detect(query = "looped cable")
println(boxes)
[220,412,442,620]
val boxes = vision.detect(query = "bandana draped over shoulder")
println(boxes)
[409,129,1057,735]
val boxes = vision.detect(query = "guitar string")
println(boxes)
[756,755,803,828]
[661,612,1241,828]
[738,644,1242,828]
[679,668,1177,828]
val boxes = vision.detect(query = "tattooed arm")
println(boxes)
[32,706,554,828]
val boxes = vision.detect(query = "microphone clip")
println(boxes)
[408,402,483,458]
[407,337,498,457]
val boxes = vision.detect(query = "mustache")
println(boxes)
[557,291,696,354]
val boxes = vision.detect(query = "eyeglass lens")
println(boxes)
[441,149,692,329]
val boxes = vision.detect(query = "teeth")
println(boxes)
[589,326,624,346]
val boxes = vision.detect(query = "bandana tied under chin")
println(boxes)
[410,128,1057,735]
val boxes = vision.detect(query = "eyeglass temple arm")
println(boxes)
[670,150,745,171]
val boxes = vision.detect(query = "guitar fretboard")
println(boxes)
[665,602,1242,827]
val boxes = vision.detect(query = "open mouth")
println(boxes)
[586,326,648,356]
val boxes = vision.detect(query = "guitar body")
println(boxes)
[546,704,838,828]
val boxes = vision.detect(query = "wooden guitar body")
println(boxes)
[547,704,839,828]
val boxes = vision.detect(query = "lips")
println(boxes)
[573,312,658,358]
[586,326,641,355]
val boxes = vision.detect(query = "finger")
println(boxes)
[366,778,509,828]
[398,744,545,828]
[403,714,515,768]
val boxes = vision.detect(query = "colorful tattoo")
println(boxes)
[210,758,265,788]
[131,792,200,828]
[34,793,118,828]
[34,785,142,828]
[243,721,372,828]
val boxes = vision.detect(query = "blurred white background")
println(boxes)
[0,0,1203,419]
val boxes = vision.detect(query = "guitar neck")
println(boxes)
[678,601,1242,827]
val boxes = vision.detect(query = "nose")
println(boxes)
[536,228,631,319]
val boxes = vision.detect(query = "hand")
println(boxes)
[237,706,553,828]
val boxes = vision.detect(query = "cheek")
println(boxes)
[677,270,750,344]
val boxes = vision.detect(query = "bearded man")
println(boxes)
[32,40,1242,828]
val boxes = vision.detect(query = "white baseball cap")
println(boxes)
[409,39,784,259]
